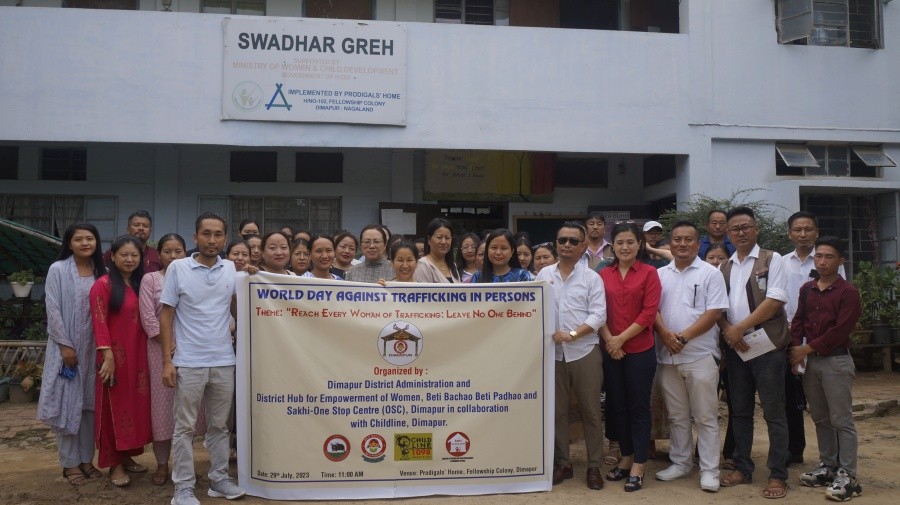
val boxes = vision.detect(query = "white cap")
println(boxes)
[643,220,663,232]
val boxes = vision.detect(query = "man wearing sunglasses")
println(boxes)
[536,221,607,491]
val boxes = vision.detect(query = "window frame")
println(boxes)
[435,0,497,26]
[775,143,888,178]
[776,0,883,48]
[198,195,343,237]
[40,147,87,181]
[201,0,266,16]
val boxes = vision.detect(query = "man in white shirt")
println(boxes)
[653,221,729,492]
[161,212,246,505]
[536,221,607,490]
[718,207,791,499]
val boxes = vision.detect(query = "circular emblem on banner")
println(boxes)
[361,434,387,462]
[445,432,470,457]
[323,434,350,462]
[232,81,264,111]
[378,320,423,366]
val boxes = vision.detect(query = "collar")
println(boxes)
[585,240,610,256]
[188,252,223,270]
[665,255,703,272]
[729,243,760,264]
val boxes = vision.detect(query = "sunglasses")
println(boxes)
[556,237,582,246]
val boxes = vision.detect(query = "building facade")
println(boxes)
[0,1,897,272]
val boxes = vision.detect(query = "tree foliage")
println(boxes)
[658,188,793,254]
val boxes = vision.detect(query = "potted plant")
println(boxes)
[8,359,42,403]
[854,261,899,345]
[7,269,44,299]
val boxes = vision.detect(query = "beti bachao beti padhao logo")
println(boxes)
[361,434,387,463]
[378,321,423,366]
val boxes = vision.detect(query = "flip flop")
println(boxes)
[80,464,103,479]
[152,468,169,486]
[721,470,751,487]
[63,468,88,487]
[763,478,787,499]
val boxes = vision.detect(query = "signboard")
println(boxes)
[424,150,551,202]
[223,17,407,125]
[235,273,554,500]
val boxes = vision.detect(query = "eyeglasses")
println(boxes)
[532,241,553,251]
[728,224,756,234]
[460,245,478,251]
[361,240,383,246]
[557,237,582,246]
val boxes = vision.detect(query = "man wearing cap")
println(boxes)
[698,210,735,260]
[643,221,672,267]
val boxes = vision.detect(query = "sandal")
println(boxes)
[604,442,621,466]
[720,470,751,487]
[152,466,169,486]
[63,468,88,486]
[721,458,736,471]
[624,474,644,492]
[123,463,148,473]
[606,467,630,481]
[109,471,131,488]
[80,464,103,479]
[763,478,787,499]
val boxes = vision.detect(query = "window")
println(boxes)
[64,0,138,9]
[199,196,342,236]
[777,0,882,48]
[0,147,17,180]
[554,158,608,187]
[436,0,500,25]
[296,153,343,183]
[230,151,277,183]
[202,0,266,16]
[776,143,893,177]
[0,194,117,241]
[304,0,372,20]
[509,0,679,33]
[41,148,86,181]
[642,155,676,187]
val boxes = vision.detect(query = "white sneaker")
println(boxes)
[208,478,246,500]
[655,464,693,481]
[700,472,720,492]
[171,487,201,505]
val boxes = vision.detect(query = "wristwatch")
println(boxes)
[569,330,578,340]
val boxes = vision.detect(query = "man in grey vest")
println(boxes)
[717,207,790,499]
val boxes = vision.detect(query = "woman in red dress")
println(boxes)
[91,235,152,487]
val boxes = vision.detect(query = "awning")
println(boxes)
[0,217,62,276]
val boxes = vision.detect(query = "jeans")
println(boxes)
[172,366,235,489]
[803,353,857,477]
[724,347,788,481]
[603,347,656,464]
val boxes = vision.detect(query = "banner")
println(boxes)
[235,273,554,500]
[223,17,407,125]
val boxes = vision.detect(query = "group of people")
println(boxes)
[34,207,862,503]
[545,209,861,502]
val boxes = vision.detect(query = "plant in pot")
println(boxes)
[7,270,44,299]
[8,359,42,403]
[854,261,899,345]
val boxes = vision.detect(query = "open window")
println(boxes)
[776,0,883,48]
[776,143,892,177]
[436,0,502,25]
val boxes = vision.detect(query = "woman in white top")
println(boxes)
[303,234,342,280]
[414,218,460,283]
[258,232,294,275]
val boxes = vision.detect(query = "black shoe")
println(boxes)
[624,474,644,492]
[606,467,629,481]
[787,452,804,466]
[552,465,573,485]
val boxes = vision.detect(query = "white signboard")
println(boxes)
[223,17,407,126]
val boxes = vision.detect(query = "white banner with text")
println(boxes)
[235,273,554,499]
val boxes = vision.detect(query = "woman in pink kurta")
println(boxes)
[91,235,152,487]
[139,233,206,486]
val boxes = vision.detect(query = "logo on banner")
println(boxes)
[323,434,350,462]
[445,432,471,458]
[394,433,433,461]
[378,321,423,366]
[232,81,263,111]
[265,83,292,110]
[361,434,387,463]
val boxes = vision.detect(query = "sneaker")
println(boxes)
[655,464,693,481]
[171,487,200,505]
[700,472,720,492]
[800,462,836,488]
[208,478,246,500]
[825,469,862,502]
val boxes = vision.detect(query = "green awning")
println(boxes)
[0,218,62,276]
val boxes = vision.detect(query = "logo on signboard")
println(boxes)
[445,432,470,458]
[232,81,263,111]
[394,433,432,461]
[323,434,350,462]
[361,434,387,463]
[265,83,292,111]
[378,321,422,366]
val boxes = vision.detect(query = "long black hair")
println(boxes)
[424,217,459,279]
[58,222,106,279]
[107,235,144,313]
[609,222,650,265]
[478,229,519,283]
[455,232,480,272]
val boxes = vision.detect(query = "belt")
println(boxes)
[812,347,849,357]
